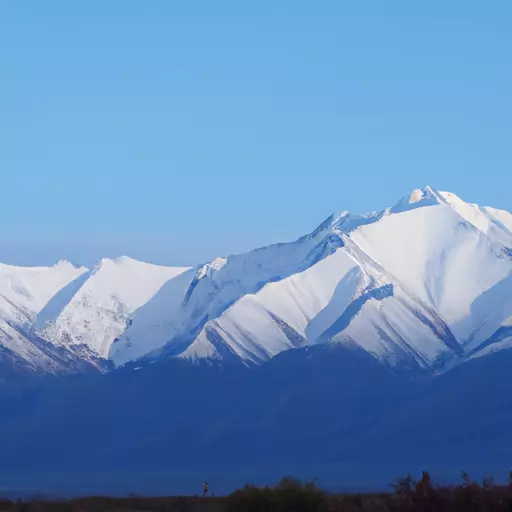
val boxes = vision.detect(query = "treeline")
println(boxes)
[228,473,512,511]
[2,472,512,511]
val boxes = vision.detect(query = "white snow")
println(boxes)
[0,318,61,370]
[0,260,88,324]
[108,267,196,365]
[181,249,363,364]
[1,186,511,374]
[470,336,512,360]
[179,186,512,368]
[181,240,459,369]
[349,200,512,344]
[440,191,512,248]
[0,260,88,369]
[112,216,340,365]
[389,185,444,214]
[39,257,190,357]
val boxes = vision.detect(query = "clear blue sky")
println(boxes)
[1,1,511,267]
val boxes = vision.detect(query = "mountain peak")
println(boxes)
[112,255,138,265]
[2,186,512,378]
[93,255,139,270]
[409,186,433,203]
[54,259,87,271]
[390,186,445,214]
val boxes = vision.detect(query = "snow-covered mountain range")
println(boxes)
[2,186,512,493]
[2,186,512,378]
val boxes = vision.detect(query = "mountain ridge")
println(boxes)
[0,186,510,379]
[1,186,512,492]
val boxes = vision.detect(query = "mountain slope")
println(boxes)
[350,190,512,352]
[441,190,512,248]
[1,186,512,492]
[114,187,511,371]
[1,186,510,376]
[0,261,94,374]
[38,257,191,358]
[110,218,345,365]
[0,260,87,326]
[179,240,459,371]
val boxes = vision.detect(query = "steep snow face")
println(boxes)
[459,273,512,354]
[348,201,512,346]
[111,218,345,365]
[0,261,88,325]
[3,186,511,375]
[108,268,196,365]
[180,239,460,370]
[179,248,363,365]
[0,261,89,370]
[111,186,512,369]
[39,257,190,357]
[439,191,512,248]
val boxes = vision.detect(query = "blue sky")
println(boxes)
[1,1,511,267]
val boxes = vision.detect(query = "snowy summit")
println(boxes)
[1,187,511,377]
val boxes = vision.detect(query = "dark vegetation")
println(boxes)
[2,472,512,511]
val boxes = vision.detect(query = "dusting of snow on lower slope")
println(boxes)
[470,334,512,360]
[0,319,60,371]
[39,257,190,357]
